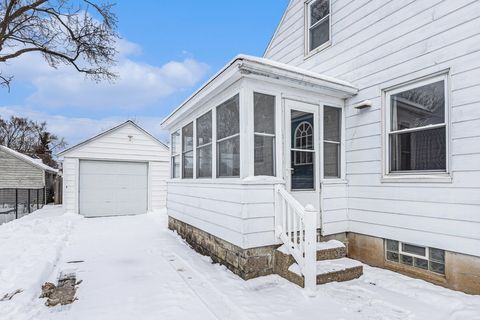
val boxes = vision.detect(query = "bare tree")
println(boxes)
[0,115,67,167]
[0,0,119,90]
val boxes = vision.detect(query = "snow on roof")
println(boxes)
[0,145,58,173]
[58,120,168,157]
[161,54,358,128]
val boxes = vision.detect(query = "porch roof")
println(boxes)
[161,55,358,129]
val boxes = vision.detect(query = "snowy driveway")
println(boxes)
[1,206,480,320]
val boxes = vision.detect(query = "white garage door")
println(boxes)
[79,160,148,217]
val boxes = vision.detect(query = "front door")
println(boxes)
[284,99,320,210]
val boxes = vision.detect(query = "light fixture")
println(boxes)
[353,100,372,110]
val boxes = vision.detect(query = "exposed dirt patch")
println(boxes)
[40,272,81,307]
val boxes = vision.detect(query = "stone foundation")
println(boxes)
[168,217,278,280]
[347,232,480,295]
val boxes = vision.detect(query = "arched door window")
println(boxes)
[294,121,313,165]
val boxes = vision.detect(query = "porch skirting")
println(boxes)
[168,217,278,280]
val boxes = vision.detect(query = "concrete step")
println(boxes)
[316,240,346,261]
[273,241,363,288]
[289,258,363,286]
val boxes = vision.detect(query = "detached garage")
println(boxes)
[59,121,169,217]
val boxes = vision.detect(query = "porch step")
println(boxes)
[273,241,363,288]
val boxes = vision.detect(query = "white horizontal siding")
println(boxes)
[64,123,169,162]
[62,123,169,214]
[167,181,278,249]
[265,0,480,256]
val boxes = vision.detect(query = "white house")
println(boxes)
[59,120,169,217]
[161,0,480,294]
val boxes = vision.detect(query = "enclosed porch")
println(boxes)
[161,55,359,289]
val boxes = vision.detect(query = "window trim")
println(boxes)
[304,0,332,58]
[216,94,241,178]
[382,71,451,183]
[294,121,314,166]
[253,92,277,177]
[323,105,342,179]
[181,122,194,179]
[170,130,181,179]
[196,110,213,179]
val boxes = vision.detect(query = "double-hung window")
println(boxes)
[386,75,448,173]
[196,111,212,178]
[182,122,194,178]
[254,93,276,176]
[306,0,330,54]
[171,130,181,178]
[216,95,240,177]
[323,106,341,178]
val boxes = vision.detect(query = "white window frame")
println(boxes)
[196,110,213,179]
[382,71,451,183]
[253,92,276,176]
[293,121,314,166]
[181,122,194,179]
[304,0,332,58]
[170,130,181,179]
[322,105,342,179]
[216,94,241,178]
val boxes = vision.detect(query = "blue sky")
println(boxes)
[0,0,288,146]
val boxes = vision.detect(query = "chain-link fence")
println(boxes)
[0,188,45,225]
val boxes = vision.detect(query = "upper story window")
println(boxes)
[182,122,194,178]
[386,74,448,174]
[254,93,276,176]
[196,111,212,178]
[294,121,313,165]
[306,0,331,54]
[216,94,240,177]
[171,130,181,178]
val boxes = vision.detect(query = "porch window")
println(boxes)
[196,111,212,178]
[306,0,330,53]
[171,130,181,178]
[254,93,276,176]
[323,106,341,178]
[216,95,240,177]
[182,122,194,178]
[387,76,447,173]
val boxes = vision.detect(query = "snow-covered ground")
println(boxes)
[1,206,479,320]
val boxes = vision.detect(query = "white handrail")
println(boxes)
[274,184,317,292]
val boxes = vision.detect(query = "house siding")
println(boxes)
[265,0,480,257]
[62,122,170,214]
[0,148,44,189]
[167,181,277,249]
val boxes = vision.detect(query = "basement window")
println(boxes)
[385,239,445,275]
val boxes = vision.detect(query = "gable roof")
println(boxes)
[0,145,58,173]
[58,120,168,157]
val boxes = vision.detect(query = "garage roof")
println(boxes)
[58,120,168,157]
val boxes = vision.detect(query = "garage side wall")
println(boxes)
[63,157,78,214]
[149,161,169,211]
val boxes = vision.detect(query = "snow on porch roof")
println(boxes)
[161,54,359,128]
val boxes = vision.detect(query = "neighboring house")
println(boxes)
[59,120,169,218]
[0,145,59,220]
[161,0,480,294]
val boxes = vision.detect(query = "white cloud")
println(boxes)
[2,39,209,110]
[0,106,169,150]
